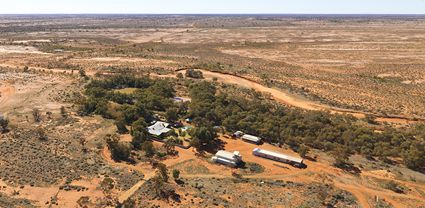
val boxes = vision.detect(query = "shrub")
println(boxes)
[36,127,48,141]
[382,180,405,194]
[157,163,169,182]
[32,108,41,122]
[60,106,67,118]
[172,169,180,180]
[0,116,9,133]
[185,69,204,79]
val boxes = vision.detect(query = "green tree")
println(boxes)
[0,117,9,133]
[165,108,179,123]
[141,141,156,157]
[331,145,351,168]
[172,169,180,181]
[94,99,110,118]
[115,117,128,134]
[189,125,217,151]
[106,135,131,161]
[298,144,310,158]
[131,118,149,149]
[157,163,169,182]
[402,142,425,171]
[185,69,204,79]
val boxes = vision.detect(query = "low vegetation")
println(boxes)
[185,69,204,79]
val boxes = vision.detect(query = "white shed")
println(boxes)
[212,150,242,167]
[241,134,262,144]
[253,148,303,167]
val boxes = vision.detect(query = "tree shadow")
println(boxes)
[200,138,227,154]
[336,162,362,175]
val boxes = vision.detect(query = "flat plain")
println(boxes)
[0,15,424,208]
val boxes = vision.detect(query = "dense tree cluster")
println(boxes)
[106,134,131,161]
[80,75,183,157]
[79,75,176,121]
[187,81,425,171]
[81,75,424,171]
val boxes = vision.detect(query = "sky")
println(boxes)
[0,0,424,14]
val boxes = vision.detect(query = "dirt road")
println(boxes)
[0,85,15,107]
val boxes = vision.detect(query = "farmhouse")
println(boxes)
[253,148,304,167]
[241,134,262,144]
[212,150,243,167]
[148,121,171,136]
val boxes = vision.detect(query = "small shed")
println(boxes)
[253,148,304,167]
[232,131,244,138]
[212,150,243,167]
[241,134,262,144]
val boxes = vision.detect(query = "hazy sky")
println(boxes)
[0,0,424,14]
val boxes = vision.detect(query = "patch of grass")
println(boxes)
[381,180,406,194]
[171,159,210,174]
[114,88,138,94]
[241,162,265,174]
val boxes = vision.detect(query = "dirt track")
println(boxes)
[0,85,15,107]
[175,69,419,125]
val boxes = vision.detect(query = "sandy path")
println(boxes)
[0,85,15,107]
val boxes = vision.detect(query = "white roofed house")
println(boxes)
[211,150,243,167]
[148,121,171,137]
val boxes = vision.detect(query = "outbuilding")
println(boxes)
[232,131,244,138]
[212,150,243,167]
[241,134,262,144]
[253,148,304,167]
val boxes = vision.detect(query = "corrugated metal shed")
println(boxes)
[242,134,262,144]
[253,148,303,164]
[215,150,242,161]
[211,156,238,167]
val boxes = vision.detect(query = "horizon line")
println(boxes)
[1,13,425,15]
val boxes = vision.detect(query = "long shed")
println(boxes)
[241,134,262,144]
[253,148,303,167]
[212,150,242,167]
